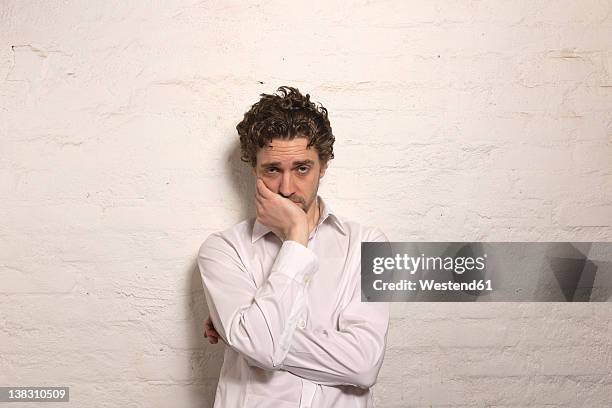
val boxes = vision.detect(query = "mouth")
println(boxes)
[289,196,305,205]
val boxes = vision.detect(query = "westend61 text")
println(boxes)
[373,279,493,291]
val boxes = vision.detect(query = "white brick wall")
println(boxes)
[1,1,611,407]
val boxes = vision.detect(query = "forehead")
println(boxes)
[257,138,319,165]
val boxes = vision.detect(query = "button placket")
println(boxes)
[302,233,314,330]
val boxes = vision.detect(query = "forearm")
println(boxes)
[280,302,390,388]
[199,237,317,370]
[211,272,305,369]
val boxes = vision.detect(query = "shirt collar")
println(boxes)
[251,195,346,243]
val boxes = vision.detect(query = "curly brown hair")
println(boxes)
[236,86,335,167]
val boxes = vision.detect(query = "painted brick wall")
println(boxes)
[1,1,611,407]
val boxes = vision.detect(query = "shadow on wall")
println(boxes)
[226,140,256,221]
[189,140,255,402]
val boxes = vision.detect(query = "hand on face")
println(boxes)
[255,178,309,246]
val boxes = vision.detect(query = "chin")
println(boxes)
[301,199,315,213]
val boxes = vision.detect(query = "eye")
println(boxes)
[297,166,310,174]
[265,167,279,174]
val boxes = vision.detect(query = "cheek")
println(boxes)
[259,175,279,191]
[299,174,317,192]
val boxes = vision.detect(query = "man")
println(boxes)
[197,86,390,407]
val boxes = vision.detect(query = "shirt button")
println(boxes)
[304,275,311,284]
[298,319,306,329]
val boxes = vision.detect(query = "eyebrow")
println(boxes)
[260,159,315,168]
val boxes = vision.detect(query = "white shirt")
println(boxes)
[197,196,390,408]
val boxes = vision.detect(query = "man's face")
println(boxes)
[252,137,327,213]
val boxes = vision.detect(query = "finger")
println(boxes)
[255,193,264,207]
[255,186,266,208]
[257,178,274,199]
[255,179,266,200]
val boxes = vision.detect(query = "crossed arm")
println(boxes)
[197,228,390,389]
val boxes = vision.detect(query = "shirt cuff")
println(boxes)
[271,240,318,284]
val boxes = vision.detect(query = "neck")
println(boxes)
[306,196,320,233]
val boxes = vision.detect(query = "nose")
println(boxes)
[278,172,295,198]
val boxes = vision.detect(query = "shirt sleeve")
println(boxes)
[198,233,318,370]
[279,227,391,389]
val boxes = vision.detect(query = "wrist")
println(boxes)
[285,223,308,246]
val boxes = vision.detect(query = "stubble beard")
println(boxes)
[300,178,320,213]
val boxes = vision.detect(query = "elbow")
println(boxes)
[350,366,380,389]
[225,334,283,372]
[241,349,283,371]
[223,312,286,372]
[349,351,385,389]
